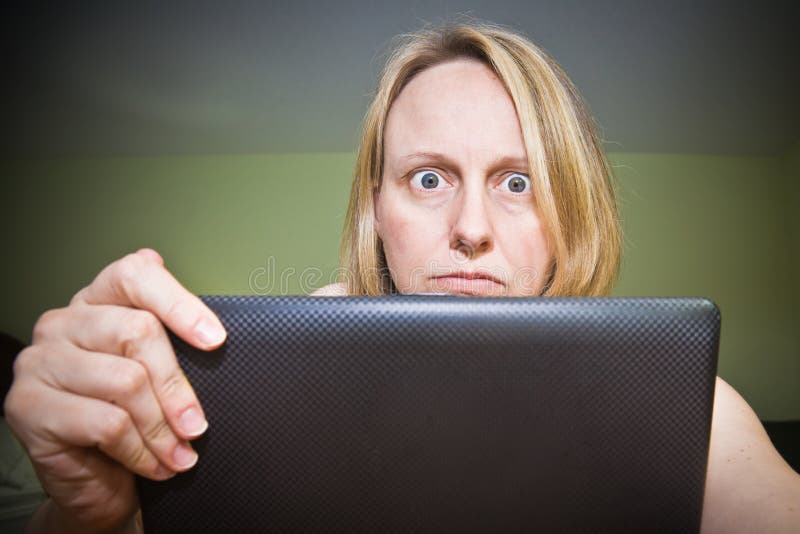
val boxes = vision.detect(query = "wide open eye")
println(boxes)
[498,173,531,194]
[410,170,449,191]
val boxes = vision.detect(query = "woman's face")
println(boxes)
[375,58,553,296]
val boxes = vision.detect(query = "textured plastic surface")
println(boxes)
[137,296,720,533]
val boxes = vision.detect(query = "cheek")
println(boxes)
[378,196,444,276]
[496,211,553,294]
[380,210,413,257]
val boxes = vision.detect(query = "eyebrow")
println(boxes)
[397,151,530,172]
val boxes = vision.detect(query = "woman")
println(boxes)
[5,21,798,533]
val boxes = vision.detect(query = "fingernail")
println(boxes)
[173,443,199,470]
[195,317,225,347]
[155,464,175,480]
[179,407,208,437]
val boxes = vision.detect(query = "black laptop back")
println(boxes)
[137,296,720,533]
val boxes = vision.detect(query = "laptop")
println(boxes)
[137,295,720,533]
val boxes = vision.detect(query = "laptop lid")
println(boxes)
[137,295,720,533]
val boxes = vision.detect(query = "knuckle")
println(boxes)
[99,408,132,444]
[11,345,42,378]
[32,308,65,342]
[68,286,89,306]
[112,360,149,397]
[3,382,32,428]
[121,310,162,344]
[2,390,15,420]
[112,253,150,299]
[6,351,48,427]
[3,383,43,440]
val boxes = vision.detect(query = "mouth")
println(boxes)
[430,270,505,296]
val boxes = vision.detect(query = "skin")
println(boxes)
[5,58,798,533]
[375,58,551,297]
[5,249,225,533]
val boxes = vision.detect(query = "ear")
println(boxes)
[373,188,381,236]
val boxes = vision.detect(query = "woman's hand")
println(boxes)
[4,248,227,533]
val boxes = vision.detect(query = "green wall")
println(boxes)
[2,150,798,419]
[612,152,798,420]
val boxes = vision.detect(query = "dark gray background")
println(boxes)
[2,0,798,157]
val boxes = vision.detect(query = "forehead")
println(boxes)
[383,58,526,164]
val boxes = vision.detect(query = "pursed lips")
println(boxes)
[430,271,505,295]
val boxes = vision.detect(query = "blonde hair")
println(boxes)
[340,20,621,296]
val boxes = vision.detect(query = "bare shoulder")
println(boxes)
[701,376,800,534]
[309,282,349,296]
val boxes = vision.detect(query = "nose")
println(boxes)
[449,186,494,259]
